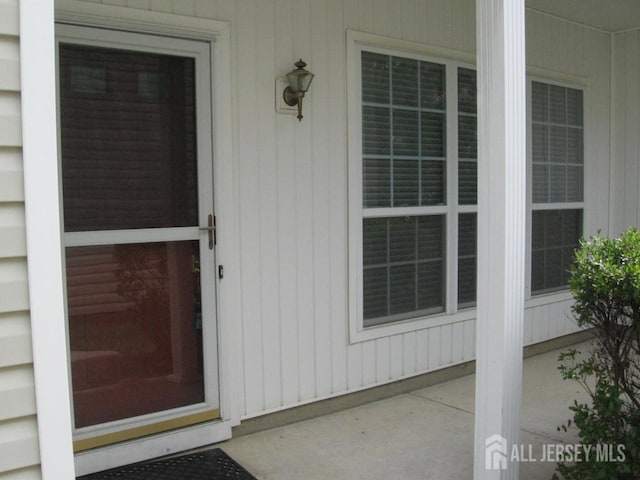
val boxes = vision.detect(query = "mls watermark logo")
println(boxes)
[484,433,626,470]
[485,434,508,470]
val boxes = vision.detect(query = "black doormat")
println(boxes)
[77,448,258,480]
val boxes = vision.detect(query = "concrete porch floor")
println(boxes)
[220,342,592,480]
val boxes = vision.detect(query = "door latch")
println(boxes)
[199,214,215,250]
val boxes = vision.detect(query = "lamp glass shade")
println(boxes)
[286,66,314,93]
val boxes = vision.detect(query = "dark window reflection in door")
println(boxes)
[59,44,198,232]
[67,242,204,428]
[59,44,207,429]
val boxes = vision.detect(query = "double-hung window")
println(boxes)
[350,41,477,331]
[529,81,584,295]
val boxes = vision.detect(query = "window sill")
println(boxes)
[525,289,574,308]
[349,308,477,344]
[349,290,575,344]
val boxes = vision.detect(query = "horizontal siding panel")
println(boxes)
[0,226,26,258]
[0,466,42,479]
[0,282,29,313]
[0,148,22,172]
[0,60,20,92]
[0,1,19,37]
[0,417,40,473]
[0,116,21,147]
[0,366,36,421]
[0,171,24,201]
[0,313,32,368]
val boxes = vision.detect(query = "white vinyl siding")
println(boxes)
[611,29,640,235]
[0,0,42,477]
[530,81,584,295]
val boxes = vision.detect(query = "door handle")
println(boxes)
[199,214,215,250]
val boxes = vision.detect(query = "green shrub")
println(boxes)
[554,227,640,480]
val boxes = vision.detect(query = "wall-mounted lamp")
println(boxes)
[282,59,314,121]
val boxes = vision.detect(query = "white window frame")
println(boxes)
[525,75,588,301]
[347,31,478,343]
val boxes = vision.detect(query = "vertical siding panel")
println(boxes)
[427,325,441,369]
[425,0,453,48]
[564,300,579,335]
[358,0,374,32]
[388,334,404,379]
[310,0,333,399]
[255,0,282,411]
[530,306,541,343]
[549,15,567,73]
[173,0,196,16]
[347,343,363,390]
[343,0,360,31]
[126,0,151,11]
[527,12,550,70]
[451,0,474,54]
[214,0,235,22]
[567,22,584,79]
[328,0,349,394]
[624,31,639,229]
[540,305,551,343]
[400,0,419,43]
[237,0,265,416]
[610,33,626,235]
[275,0,300,408]
[375,337,390,383]
[608,33,626,235]
[373,0,401,38]
[102,0,127,7]
[291,0,317,403]
[451,321,464,363]
[415,329,429,371]
[523,308,533,346]
[439,323,453,366]
[549,303,561,338]
[636,31,640,226]
[361,340,376,385]
[193,0,216,19]
[462,319,475,361]
[402,331,417,376]
[586,30,612,235]
[148,0,172,13]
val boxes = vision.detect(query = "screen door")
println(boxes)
[57,26,219,450]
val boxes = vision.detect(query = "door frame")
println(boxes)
[22,2,240,477]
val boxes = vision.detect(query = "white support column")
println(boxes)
[473,1,526,479]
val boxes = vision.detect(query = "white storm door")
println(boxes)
[57,25,220,451]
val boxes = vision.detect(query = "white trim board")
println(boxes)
[20,0,76,478]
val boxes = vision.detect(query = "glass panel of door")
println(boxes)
[59,41,213,432]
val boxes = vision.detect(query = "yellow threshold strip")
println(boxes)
[73,409,220,452]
